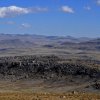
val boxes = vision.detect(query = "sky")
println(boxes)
[0,0,100,37]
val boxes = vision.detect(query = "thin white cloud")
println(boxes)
[0,21,15,25]
[0,6,48,18]
[96,0,100,5]
[61,6,74,13]
[84,6,91,10]
[21,23,31,28]
[32,7,48,12]
[6,21,15,25]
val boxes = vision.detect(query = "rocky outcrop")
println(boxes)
[0,55,99,81]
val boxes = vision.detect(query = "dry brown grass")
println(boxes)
[0,92,99,100]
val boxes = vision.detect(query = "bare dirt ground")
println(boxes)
[0,79,99,100]
[0,92,99,100]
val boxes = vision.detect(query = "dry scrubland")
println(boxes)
[0,55,99,99]
[0,92,99,100]
[0,34,100,100]
[0,34,100,99]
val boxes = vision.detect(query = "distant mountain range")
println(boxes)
[0,33,99,51]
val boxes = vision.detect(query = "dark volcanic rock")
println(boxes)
[92,82,100,90]
[0,55,99,81]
